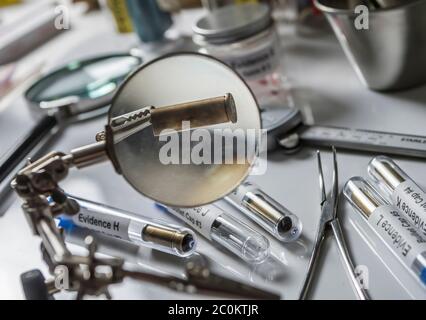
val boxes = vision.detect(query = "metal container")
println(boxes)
[314,0,426,91]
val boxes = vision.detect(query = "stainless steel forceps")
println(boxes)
[298,147,370,300]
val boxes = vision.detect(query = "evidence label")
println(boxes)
[392,180,426,237]
[167,206,222,239]
[73,208,131,241]
[369,205,426,268]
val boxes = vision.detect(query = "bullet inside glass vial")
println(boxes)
[368,156,426,237]
[142,224,196,256]
[158,203,270,264]
[343,177,426,286]
[226,181,302,242]
[368,156,407,194]
[59,195,197,257]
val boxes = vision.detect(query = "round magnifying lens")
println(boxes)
[108,53,262,207]
[25,53,142,116]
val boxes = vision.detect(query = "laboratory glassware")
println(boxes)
[368,155,426,238]
[225,181,302,242]
[193,3,280,85]
[159,204,270,264]
[59,195,197,257]
[344,176,426,287]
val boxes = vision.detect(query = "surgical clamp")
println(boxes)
[298,147,370,300]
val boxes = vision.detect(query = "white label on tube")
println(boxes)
[72,207,131,241]
[167,206,222,239]
[369,206,426,269]
[392,180,426,237]
[219,41,279,80]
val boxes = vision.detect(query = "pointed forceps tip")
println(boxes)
[299,146,370,300]
[316,150,327,206]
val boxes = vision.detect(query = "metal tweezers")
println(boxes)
[298,147,370,300]
[125,255,280,300]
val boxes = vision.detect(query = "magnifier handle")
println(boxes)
[0,115,57,183]
[298,125,426,159]
[69,141,108,169]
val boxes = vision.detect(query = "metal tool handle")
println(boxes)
[330,219,371,300]
[299,126,426,159]
[298,223,327,300]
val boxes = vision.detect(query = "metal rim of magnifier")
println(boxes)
[314,0,424,14]
[106,52,262,208]
[24,52,143,120]
[260,106,303,151]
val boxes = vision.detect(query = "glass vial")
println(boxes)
[344,177,426,286]
[226,181,302,242]
[158,204,270,264]
[60,195,197,257]
[368,155,426,238]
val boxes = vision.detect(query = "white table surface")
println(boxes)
[0,4,425,300]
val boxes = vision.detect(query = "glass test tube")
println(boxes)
[344,177,426,286]
[368,156,426,237]
[225,181,302,242]
[157,204,270,264]
[58,195,197,257]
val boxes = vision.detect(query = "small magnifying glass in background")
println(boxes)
[0,52,142,204]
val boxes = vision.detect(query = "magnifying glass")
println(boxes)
[105,52,262,207]
[15,52,261,208]
[0,53,142,187]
